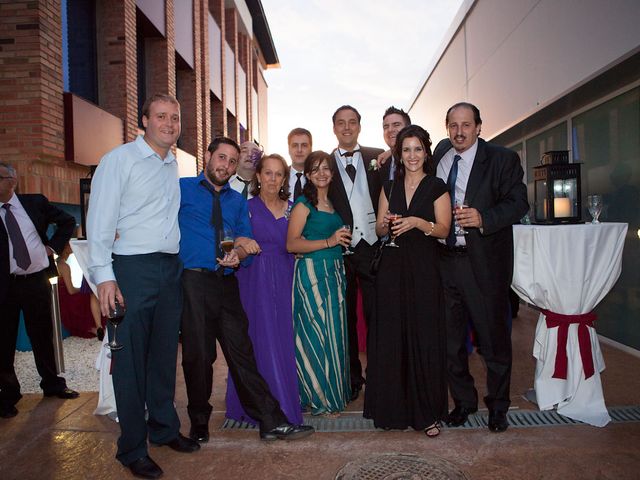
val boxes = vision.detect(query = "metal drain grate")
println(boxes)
[335,453,469,480]
[221,405,640,432]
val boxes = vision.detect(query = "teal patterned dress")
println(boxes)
[292,196,351,414]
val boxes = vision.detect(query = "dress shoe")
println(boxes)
[44,388,79,399]
[128,455,163,479]
[350,385,362,402]
[445,406,478,427]
[189,424,209,443]
[0,405,18,419]
[260,423,315,441]
[159,433,201,453]
[488,409,509,432]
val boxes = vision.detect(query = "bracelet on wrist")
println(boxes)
[424,221,435,236]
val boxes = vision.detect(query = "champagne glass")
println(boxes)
[341,225,354,256]
[454,201,469,235]
[105,299,126,351]
[588,194,603,224]
[386,213,402,248]
[220,227,235,256]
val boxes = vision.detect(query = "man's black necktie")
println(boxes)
[239,178,251,199]
[446,154,462,247]
[2,204,31,270]
[200,180,224,274]
[294,172,303,200]
[345,159,357,183]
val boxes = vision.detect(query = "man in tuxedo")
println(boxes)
[328,105,384,401]
[377,106,411,181]
[229,141,261,199]
[87,94,200,479]
[0,162,79,419]
[287,128,312,201]
[433,102,528,432]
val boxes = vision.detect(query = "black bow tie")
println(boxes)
[342,149,360,157]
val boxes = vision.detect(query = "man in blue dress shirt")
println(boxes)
[87,94,199,479]
[179,136,314,444]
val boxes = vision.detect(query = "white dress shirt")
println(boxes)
[87,135,181,285]
[229,174,254,199]
[0,193,49,274]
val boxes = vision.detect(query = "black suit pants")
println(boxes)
[180,269,287,432]
[0,271,66,409]
[439,249,512,413]
[343,240,377,388]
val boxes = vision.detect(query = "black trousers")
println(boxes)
[180,269,286,432]
[111,253,183,466]
[0,270,67,409]
[438,249,512,413]
[343,240,377,389]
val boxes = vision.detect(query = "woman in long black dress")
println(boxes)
[364,124,451,436]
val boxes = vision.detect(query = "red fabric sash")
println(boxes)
[543,310,597,380]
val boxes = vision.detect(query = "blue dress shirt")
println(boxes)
[179,173,252,273]
[87,135,181,285]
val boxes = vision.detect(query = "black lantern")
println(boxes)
[533,152,582,224]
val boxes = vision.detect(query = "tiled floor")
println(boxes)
[2,305,640,479]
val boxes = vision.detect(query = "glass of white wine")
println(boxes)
[587,194,603,224]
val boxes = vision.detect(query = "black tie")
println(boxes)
[294,172,303,200]
[200,181,224,274]
[239,178,251,199]
[2,204,31,270]
[345,160,356,183]
[446,155,462,247]
[343,149,360,157]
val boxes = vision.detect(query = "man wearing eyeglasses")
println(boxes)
[0,162,78,420]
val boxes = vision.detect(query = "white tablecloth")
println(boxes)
[512,223,627,427]
[69,240,117,418]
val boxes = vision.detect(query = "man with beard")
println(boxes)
[433,102,528,433]
[178,136,314,444]
[229,141,261,199]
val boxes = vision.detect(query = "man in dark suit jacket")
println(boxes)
[433,103,528,432]
[328,105,384,401]
[0,162,79,419]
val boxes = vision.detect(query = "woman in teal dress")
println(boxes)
[286,151,352,415]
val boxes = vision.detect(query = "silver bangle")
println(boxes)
[424,221,435,236]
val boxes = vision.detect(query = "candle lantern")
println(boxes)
[533,151,582,224]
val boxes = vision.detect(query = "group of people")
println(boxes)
[1,92,528,480]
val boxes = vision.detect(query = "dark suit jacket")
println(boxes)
[0,194,75,302]
[328,146,385,228]
[433,138,528,295]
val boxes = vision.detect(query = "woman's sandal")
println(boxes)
[424,422,441,438]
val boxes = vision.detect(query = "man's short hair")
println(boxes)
[445,102,482,126]
[287,128,313,146]
[207,136,240,155]
[141,93,180,119]
[383,106,411,126]
[0,162,16,177]
[332,105,361,125]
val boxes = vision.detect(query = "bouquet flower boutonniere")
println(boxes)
[368,159,378,171]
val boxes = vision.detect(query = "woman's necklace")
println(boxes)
[406,174,425,190]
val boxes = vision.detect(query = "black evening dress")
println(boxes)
[364,175,448,430]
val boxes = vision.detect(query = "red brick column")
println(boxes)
[210,0,227,140]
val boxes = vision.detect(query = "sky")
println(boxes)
[260,0,465,159]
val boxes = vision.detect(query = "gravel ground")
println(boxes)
[15,336,102,393]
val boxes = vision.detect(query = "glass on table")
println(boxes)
[587,194,603,224]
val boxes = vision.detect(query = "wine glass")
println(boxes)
[220,227,235,256]
[386,213,402,248]
[341,225,354,256]
[588,194,603,224]
[454,201,469,235]
[105,299,126,351]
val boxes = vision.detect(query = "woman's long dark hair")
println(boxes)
[392,124,434,180]
[301,150,335,208]
[249,153,290,200]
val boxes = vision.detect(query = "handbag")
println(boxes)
[369,239,386,275]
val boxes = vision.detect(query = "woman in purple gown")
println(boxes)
[225,153,303,425]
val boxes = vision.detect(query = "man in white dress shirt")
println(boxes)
[87,93,199,479]
[287,128,312,201]
[229,141,261,199]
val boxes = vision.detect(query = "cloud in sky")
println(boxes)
[260,0,464,158]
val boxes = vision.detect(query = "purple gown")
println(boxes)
[225,197,303,425]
